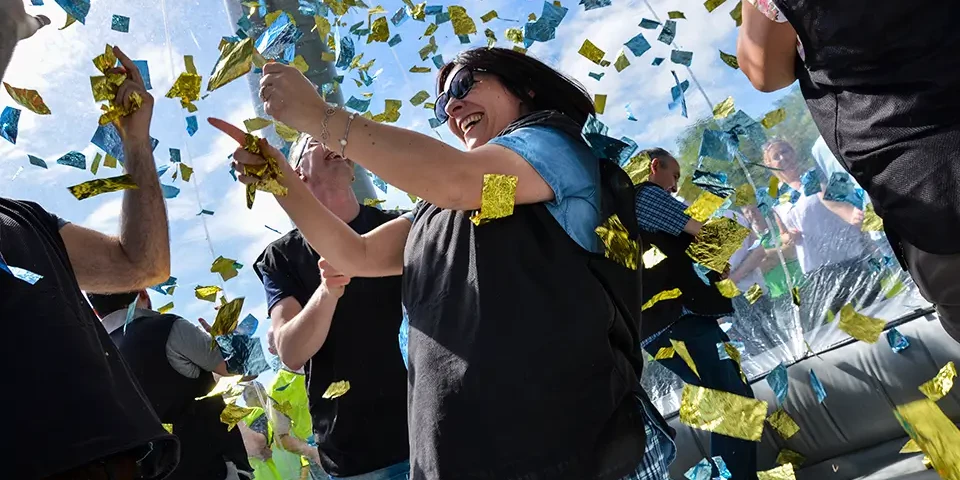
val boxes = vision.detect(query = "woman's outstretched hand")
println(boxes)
[207,117,294,185]
[259,62,326,133]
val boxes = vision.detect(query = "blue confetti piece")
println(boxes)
[149,276,177,295]
[432,54,445,69]
[523,1,568,47]
[652,57,665,66]
[886,328,910,353]
[28,155,47,169]
[372,175,389,193]
[388,34,402,47]
[424,5,443,15]
[265,225,282,234]
[624,33,651,57]
[684,458,712,480]
[345,96,371,112]
[698,129,739,162]
[55,0,90,24]
[161,184,180,199]
[767,363,789,405]
[588,72,604,81]
[584,133,631,163]
[122,294,138,334]
[297,0,328,16]
[810,369,827,403]
[658,19,677,44]
[217,333,270,376]
[91,123,159,163]
[256,0,267,17]
[255,12,303,60]
[237,15,252,34]
[399,309,410,370]
[671,49,693,66]
[197,209,214,216]
[712,456,732,479]
[280,144,290,159]
[132,60,152,90]
[1,106,20,144]
[336,36,355,69]
[668,71,689,118]
[619,136,639,164]
[428,117,443,129]
[186,116,198,136]
[31,0,43,5]
[639,18,660,29]
[692,170,735,198]
[824,172,864,209]
[693,263,712,285]
[156,164,171,178]
[435,11,450,24]
[801,168,822,196]
[579,0,612,10]
[582,115,608,136]
[236,314,259,336]
[0,256,44,285]
[721,110,768,146]
[306,433,318,446]
[169,148,181,163]
[391,6,409,26]
[625,103,637,121]
[228,166,238,181]
[111,15,130,33]
[458,34,470,44]
[56,151,86,169]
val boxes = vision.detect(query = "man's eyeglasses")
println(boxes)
[435,68,482,124]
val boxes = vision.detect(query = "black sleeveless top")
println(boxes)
[773,0,960,254]
[0,198,178,478]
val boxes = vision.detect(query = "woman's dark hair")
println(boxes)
[86,291,139,317]
[437,47,596,127]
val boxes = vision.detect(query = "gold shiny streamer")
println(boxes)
[767,409,800,439]
[209,297,244,348]
[837,304,885,343]
[157,302,174,314]
[596,214,640,270]
[654,347,675,360]
[614,50,631,72]
[642,288,682,311]
[372,99,402,123]
[671,339,700,379]
[716,279,741,298]
[679,384,768,442]
[894,398,960,479]
[323,380,351,399]
[208,38,254,92]
[919,362,956,402]
[470,174,519,226]
[67,174,139,200]
[685,191,725,222]
[166,71,202,112]
[686,217,750,273]
[3,82,51,114]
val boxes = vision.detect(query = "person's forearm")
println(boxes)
[0,16,17,82]
[821,198,856,222]
[682,218,703,236]
[276,286,339,371]
[730,247,766,282]
[119,138,170,286]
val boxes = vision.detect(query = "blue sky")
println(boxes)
[0,0,791,381]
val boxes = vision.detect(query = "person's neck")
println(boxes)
[310,184,361,223]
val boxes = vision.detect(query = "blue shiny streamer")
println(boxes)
[767,362,789,404]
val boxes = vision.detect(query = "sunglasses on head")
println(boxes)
[435,68,484,124]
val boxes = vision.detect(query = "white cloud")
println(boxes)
[81,197,122,232]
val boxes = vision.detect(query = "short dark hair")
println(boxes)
[639,147,676,166]
[86,292,139,318]
[436,47,596,127]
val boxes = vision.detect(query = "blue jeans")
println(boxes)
[330,460,410,480]
[643,316,758,480]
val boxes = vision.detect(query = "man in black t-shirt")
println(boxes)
[254,134,410,479]
[1,15,178,479]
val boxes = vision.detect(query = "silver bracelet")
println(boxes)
[340,112,357,158]
[320,105,337,143]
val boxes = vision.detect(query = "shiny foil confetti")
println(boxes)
[686,217,750,273]
[791,286,801,306]
[220,403,255,431]
[719,50,739,69]
[196,375,245,400]
[776,449,806,467]
[713,96,735,120]
[881,274,906,299]
[448,5,477,35]
[157,302,174,314]
[242,133,289,208]
[761,108,787,129]
[767,363,789,404]
[67,174,139,200]
[900,439,921,454]
[595,214,640,269]
[745,283,763,304]
[642,245,667,269]
[862,203,884,231]
[363,198,386,207]
[322,380,351,399]
[505,27,524,44]
[1,106,20,144]
[614,50,631,72]
[243,117,273,132]
[758,464,796,480]
[716,279,740,298]
[731,1,743,27]
[480,10,498,22]
[894,398,960,478]
[624,33,651,57]
[372,99,402,123]
[209,297,245,348]
[3,83,52,114]
[484,28,497,47]
[208,38,255,92]
[704,0,728,12]
[56,151,86,169]
[642,288,682,311]
[274,122,299,143]
[578,39,606,65]
[594,94,607,114]
[111,14,130,32]
[195,285,222,302]
[161,423,173,433]
[680,384,768,442]
[671,339,700,379]
[211,255,242,282]
[919,362,956,402]
[623,153,652,185]
[410,90,430,106]
[685,458,711,480]
[767,409,800,439]
[0,258,44,285]
[809,369,827,403]
[838,304,885,343]
[368,16,390,42]
[166,71,202,112]
[655,347,676,360]
[685,191,725,222]
[768,175,779,199]
[886,328,911,353]
[470,174,519,226]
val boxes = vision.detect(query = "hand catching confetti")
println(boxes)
[108,46,154,141]
[259,62,326,134]
[319,257,350,298]
[2,0,50,41]
[208,117,293,188]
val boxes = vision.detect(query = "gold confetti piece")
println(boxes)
[314,15,331,39]
[104,154,117,168]
[505,27,524,44]
[686,217,751,273]
[671,339,700,379]
[410,2,426,20]
[838,304,885,343]
[680,384,768,442]
[768,175,779,199]
[745,283,764,304]
[274,122,300,143]
[367,5,386,15]
[407,193,419,203]
[513,46,528,55]
[655,347,676,360]
[758,464,796,480]
[642,288,682,311]
[733,183,755,207]
[180,163,194,182]
[243,117,274,132]
[600,59,611,67]
[368,16,390,43]
[578,39,606,65]
[767,409,800,439]
[422,23,438,37]
[900,439,921,454]
[449,5,478,36]
[90,74,124,102]
[67,174,139,200]
[595,214,641,270]
[363,198,386,207]
[642,245,667,269]
[211,256,241,282]
[716,279,741,298]
[920,362,956,402]
[195,285,222,302]
[791,286,800,306]
[776,449,806,467]
[371,99,402,123]
[157,302,174,314]
[60,14,78,30]
[322,380,351,399]
[528,13,537,21]
[481,10,498,22]
[470,174,518,226]
[209,297,244,347]
[720,50,739,69]
[623,153,652,185]
[485,28,497,47]
[409,66,432,73]
[678,176,705,204]
[410,90,430,106]
[166,72,202,112]
[3,82,51,115]
[91,153,102,175]
[862,203,884,232]
[93,44,117,73]
[242,133,289,207]
[762,108,787,129]
[685,191,725,222]
[724,342,748,383]
[594,94,607,114]
[161,423,173,433]
[220,403,255,432]
[423,102,435,110]
[826,308,835,323]
[614,50,631,72]
[713,96,735,120]
[208,38,255,92]
[704,0,728,12]
[321,51,336,62]
[894,398,960,478]
[196,375,245,400]
[923,455,934,470]
[668,10,686,19]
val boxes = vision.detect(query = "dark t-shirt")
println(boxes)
[0,198,178,478]
[254,205,410,477]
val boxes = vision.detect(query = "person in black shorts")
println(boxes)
[1,6,178,478]
[253,135,410,480]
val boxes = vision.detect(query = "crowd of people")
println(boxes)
[4,0,960,478]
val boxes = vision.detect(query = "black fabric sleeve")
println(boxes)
[253,244,303,312]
